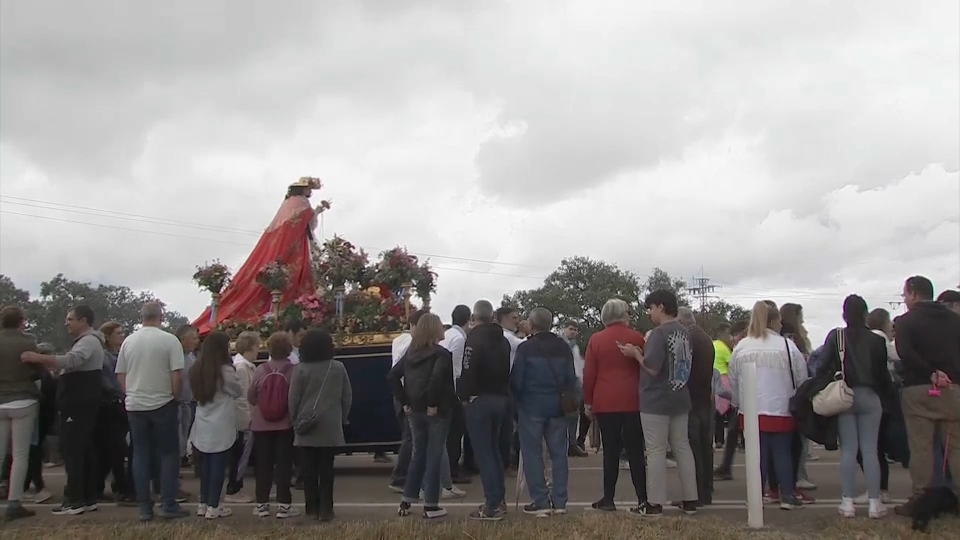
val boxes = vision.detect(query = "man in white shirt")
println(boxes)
[283,320,307,365]
[389,309,426,491]
[558,320,588,457]
[495,306,523,472]
[115,302,188,521]
[440,305,472,483]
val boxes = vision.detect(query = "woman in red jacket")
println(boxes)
[582,299,647,513]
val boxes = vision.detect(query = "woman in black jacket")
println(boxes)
[817,295,894,519]
[387,313,455,520]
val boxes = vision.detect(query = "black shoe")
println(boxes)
[398,501,412,517]
[158,506,189,519]
[3,503,36,522]
[672,500,698,515]
[590,498,617,512]
[523,503,553,517]
[469,507,505,521]
[568,445,588,458]
[319,510,335,522]
[713,468,733,481]
[630,502,662,518]
[422,506,448,519]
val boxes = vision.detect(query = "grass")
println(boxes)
[2,514,958,540]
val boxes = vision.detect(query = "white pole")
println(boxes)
[742,362,764,528]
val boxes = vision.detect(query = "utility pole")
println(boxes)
[687,267,719,311]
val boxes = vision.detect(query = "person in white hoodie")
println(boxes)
[224,331,259,504]
[728,300,808,511]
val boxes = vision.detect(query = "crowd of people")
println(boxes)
[0,275,957,526]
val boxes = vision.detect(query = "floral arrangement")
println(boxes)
[372,247,419,289]
[192,260,232,295]
[414,260,437,305]
[294,292,333,326]
[216,316,277,341]
[256,260,290,292]
[315,236,369,289]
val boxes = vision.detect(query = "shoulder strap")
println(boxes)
[309,363,333,412]
[836,328,846,379]
[783,337,796,390]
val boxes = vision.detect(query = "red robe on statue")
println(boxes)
[193,195,317,334]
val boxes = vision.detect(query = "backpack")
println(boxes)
[258,365,290,422]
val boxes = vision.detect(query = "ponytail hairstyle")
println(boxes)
[842,295,869,338]
[747,300,782,339]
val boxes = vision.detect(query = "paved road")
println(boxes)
[8,445,915,529]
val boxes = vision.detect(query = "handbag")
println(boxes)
[545,355,579,415]
[812,328,855,417]
[292,363,332,436]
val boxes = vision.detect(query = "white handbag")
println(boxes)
[812,328,854,416]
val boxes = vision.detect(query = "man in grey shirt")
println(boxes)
[618,290,698,516]
[22,304,104,515]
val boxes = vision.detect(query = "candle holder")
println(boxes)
[401,281,413,329]
[210,292,221,327]
[270,290,283,326]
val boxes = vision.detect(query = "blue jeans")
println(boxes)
[390,399,413,488]
[198,450,228,508]
[402,411,449,506]
[838,386,883,499]
[517,410,569,509]
[465,394,510,513]
[128,400,181,514]
[760,431,795,501]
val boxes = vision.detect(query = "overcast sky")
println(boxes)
[1,0,958,344]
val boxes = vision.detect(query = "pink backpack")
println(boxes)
[258,364,290,422]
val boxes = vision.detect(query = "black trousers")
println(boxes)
[717,408,743,472]
[715,411,730,445]
[226,431,245,495]
[254,430,294,505]
[300,446,335,517]
[447,399,466,476]
[94,400,129,496]
[60,402,99,507]
[595,412,647,502]
[768,430,802,493]
[576,402,592,448]
[688,404,715,504]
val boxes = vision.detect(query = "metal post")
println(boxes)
[742,362,764,528]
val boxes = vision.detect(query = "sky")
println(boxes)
[1,0,958,345]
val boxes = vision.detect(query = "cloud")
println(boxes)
[0,0,957,343]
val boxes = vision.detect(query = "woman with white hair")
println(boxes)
[581,299,648,513]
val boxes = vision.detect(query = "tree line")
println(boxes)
[501,256,750,347]
[0,273,188,351]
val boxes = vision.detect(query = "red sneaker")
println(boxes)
[762,490,779,505]
[794,490,816,504]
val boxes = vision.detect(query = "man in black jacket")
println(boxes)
[459,300,511,521]
[895,275,960,515]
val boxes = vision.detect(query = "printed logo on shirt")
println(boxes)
[462,347,473,371]
[667,330,692,391]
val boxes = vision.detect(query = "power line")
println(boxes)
[0,210,545,280]
[686,267,719,311]
[0,195,551,270]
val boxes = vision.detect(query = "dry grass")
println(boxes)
[1,514,958,540]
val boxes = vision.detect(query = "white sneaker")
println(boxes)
[223,492,253,504]
[666,458,678,469]
[796,479,817,490]
[33,489,53,504]
[196,503,208,517]
[838,498,856,518]
[205,505,233,519]
[276,504,300,519]
[868,499,887,519]
[853,492,869,504]
[443,487,466,499]
[253,503,270,517]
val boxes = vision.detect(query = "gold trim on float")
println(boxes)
[230,332,401,354]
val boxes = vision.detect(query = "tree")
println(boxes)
[695,299,751,337]
[502,260,751,344]
[502,256,645,346]
[0,273,188,350]
[642,267,690,307]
